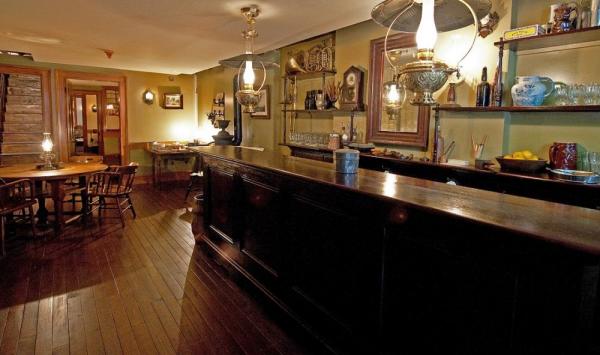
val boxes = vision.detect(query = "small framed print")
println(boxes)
[251,86,270,119]
[164,93,183,109]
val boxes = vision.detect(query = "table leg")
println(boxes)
[48,180,66,234]
[35,180,48,225]
[152,155,157,187]
[158,156,163,190]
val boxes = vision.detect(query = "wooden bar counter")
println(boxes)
[193,146,600,354]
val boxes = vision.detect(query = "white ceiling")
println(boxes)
[0,0,381,75]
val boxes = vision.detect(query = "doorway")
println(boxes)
[57,71,127,165]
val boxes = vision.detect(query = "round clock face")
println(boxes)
[346,73,356,86]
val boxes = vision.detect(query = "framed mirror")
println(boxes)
[367,34,430,148]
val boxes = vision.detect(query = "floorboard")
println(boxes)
[0,185,313,355]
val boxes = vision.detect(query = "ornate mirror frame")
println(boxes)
[367,34,430,148]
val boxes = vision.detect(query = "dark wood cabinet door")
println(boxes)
[240,178,282,277]
[286,195,383,348]
[207,168,237,244]
[381,211,589,354]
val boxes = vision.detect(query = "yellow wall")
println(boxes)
[0,55,197,176]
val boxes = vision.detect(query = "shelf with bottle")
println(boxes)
[495,25,600,52]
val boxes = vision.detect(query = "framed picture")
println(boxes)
[164,93,183,109]
[251,86,270,119]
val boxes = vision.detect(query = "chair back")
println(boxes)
[89,163,138,196]
[0,179,34,214]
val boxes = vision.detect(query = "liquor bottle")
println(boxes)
[304,91,311,110]
[476,67,491,107]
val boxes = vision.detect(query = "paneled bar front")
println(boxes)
[192,146,600,354]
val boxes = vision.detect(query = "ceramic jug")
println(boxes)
[549,142,578,170]
[511,76,554,106]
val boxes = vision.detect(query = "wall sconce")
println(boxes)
[142,89,155,105]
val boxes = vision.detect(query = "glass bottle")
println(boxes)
[476,67,491,107]
[304,91,311,110]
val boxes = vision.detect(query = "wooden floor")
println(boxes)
[0,185,312,355]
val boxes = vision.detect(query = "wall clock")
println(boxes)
[339,66,365,111]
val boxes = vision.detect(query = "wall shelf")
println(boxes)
[282,108,364,114]
[495,26,600,52]
[283,70,337,80]
[435,105,600,113]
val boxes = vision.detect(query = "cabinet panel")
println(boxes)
[207,168,236,243]
[382,211,587,354]
[286,195,383,347]
[240,178,282,277]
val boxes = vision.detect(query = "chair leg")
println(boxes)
[127,194,137,219]
[28,205,36,239]
[1,216,5,257]
[98,197,104,225]
[116,197,125,228]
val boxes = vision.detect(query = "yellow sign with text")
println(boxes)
[504,25,544,41]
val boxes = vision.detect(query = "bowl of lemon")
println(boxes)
[496,150,547,173]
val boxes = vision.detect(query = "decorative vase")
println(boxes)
[511,76,554,106]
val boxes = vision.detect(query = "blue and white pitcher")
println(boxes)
[511,76,554,106]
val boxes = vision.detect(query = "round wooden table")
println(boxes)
[0,162,108,233]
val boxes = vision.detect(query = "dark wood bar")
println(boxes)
[194,146,600,354]
[288,144,600,210]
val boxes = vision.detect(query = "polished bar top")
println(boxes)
[194,146,600,255]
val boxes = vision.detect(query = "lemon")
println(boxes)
[513,152,525,159]
[531,155,539,160]
[522,150,533,159]
[503,154,512,159]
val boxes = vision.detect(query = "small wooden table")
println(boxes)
[147,148,198,189]
[0,162,108,233]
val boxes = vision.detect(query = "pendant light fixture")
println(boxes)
[235,5,267,114]
[373,0,492,106]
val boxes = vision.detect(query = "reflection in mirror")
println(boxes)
[367,34,430,148]
[380,48,419,133]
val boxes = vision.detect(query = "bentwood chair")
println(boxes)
[0,179,37,257]
[88,163,138,227]
[64,155,105,209]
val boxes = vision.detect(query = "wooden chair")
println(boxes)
[65,155,105,209]
[0,179,37,257]
[88,163,138,227]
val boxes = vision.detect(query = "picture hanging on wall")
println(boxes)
[251,85,270,119]
[164,93,183,109]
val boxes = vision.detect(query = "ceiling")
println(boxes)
[0,0,381,75]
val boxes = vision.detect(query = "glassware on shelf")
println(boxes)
[588,152,600,174]
[554,86,571,106]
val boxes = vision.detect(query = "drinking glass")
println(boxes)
[554,86,570,106]
[588,152,600,174]
[584,84,596,105]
